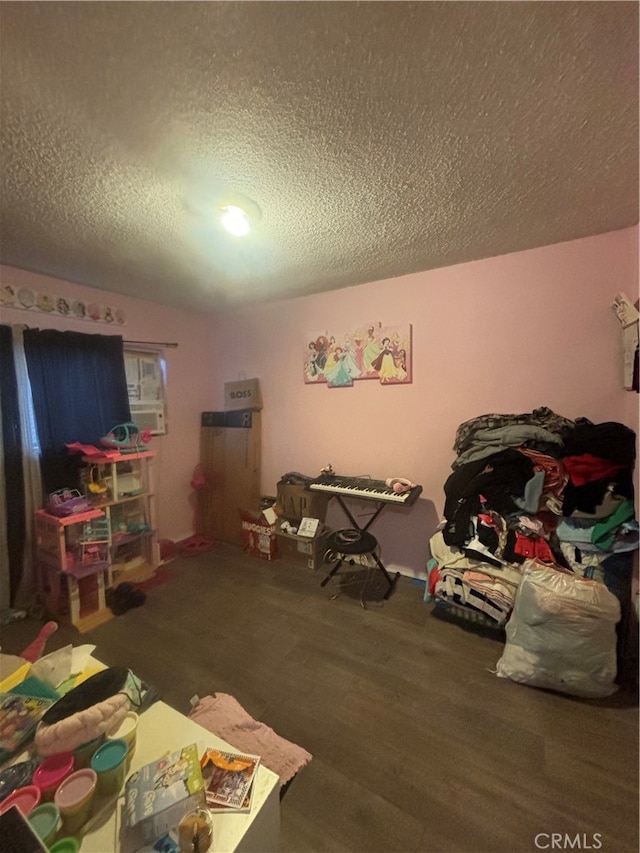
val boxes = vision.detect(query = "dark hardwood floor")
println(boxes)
[2,544,638,853]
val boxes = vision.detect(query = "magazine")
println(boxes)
[122,743,205,852]
[200,747,261,811]
[0,692,54,763]
[207,778,256,813]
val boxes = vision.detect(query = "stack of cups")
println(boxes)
[72,735,105,770]
[27,802,62,847]
[107,711,139,771]
[54,769,98,835]
[90,739,129,797]
[49,840,80,853]
[0,784,41,817]
[32,752,75,801]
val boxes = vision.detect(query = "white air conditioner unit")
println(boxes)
[130,405,166,435]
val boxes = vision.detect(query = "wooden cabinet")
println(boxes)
[200,411,261,545]
[35,450,160,632]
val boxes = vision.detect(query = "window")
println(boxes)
[124,350,167,435]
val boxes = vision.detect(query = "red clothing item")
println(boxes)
[478,512,499,531]
[428,566,441,597]
[514,533,555,564]
[563,453,624,486]
[517,447,567,497]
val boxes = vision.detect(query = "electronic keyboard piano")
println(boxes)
[310,474,422,601]
[308,474,422,507]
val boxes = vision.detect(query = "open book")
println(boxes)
[200,747,261,812]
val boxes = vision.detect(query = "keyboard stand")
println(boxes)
[321,495,401,600]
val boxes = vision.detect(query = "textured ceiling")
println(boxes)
[1,1,638,312]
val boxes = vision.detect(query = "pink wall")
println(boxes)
[208,227,639,577]
[2,226,638,577]
[0,266,215,542]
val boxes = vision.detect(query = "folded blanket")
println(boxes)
[189,693,312,786]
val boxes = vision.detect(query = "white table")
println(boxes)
[1,648,281,853]
[82,699,281,852]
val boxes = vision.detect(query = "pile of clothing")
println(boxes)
[428,408,637,628]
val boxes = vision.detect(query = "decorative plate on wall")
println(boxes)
[1,284,16,305]
[56,296,71,316]
[17,287,35,308]
[36,293,55,312]
[72,300,87,319]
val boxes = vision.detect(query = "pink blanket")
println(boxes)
[189,693,312,786]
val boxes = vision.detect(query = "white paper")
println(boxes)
[31,644,73,688]
[262,506,278,525]
[297,517,320,538]
[71,644,97,675]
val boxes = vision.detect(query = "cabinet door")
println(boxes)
[200,411,261,545]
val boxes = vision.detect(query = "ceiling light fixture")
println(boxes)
[221,204,251,237]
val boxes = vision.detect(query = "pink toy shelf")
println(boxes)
[34,509,113,632]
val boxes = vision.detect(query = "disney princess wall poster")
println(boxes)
[304,322,412,387]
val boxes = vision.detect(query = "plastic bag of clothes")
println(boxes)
[496,561,620,698]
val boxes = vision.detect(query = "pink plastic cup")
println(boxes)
[0,784,41,816]
[54,768,97,835]
[33,752,75,801]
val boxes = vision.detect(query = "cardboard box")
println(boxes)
[275,521,332,570]
[240,506,278,560]
[224,378,262,411]
[276,482,329,522]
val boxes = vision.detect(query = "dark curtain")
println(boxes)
[0,325,26,600]
[23,329,131,494]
